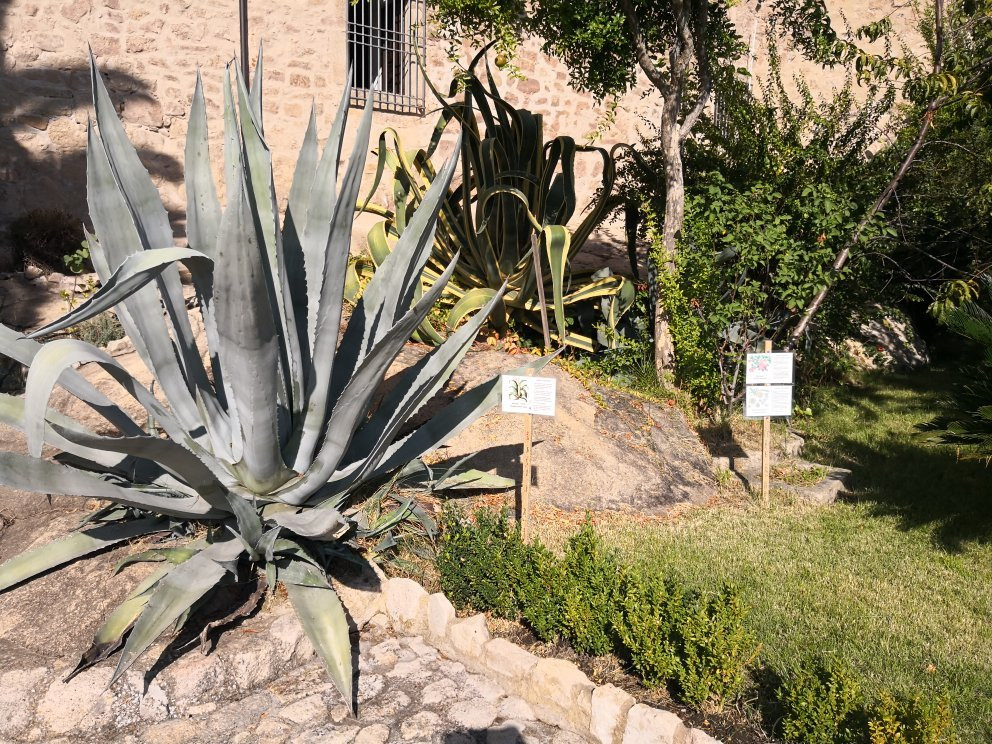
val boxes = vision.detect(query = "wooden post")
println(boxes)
[239,0,250,81]
[520,368,535,541]
[761,339,772,506]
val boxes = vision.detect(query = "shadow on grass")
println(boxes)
[804,369,992,551]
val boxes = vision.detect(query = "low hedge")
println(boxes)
[435,505,956,743]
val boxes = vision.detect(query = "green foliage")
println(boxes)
[868,692,955,744]
[362,54,634,351]
[434,507,756,709]
[63,242,91,275]
[517,540,567,641]
[437,505,531,618]
[777,662,956,744]
[9,208,89,273]
[675,585,758,709]
[612,571,683,686]
[69,312,125,348]
[557,521,621,655]
[0,53,552,711]
[924,289,992,460]
[778,662,866,744]
[628,41,893,409]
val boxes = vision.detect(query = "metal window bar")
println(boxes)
[347,0,427,114]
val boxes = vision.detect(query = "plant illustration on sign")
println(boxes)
[510,379,529,403]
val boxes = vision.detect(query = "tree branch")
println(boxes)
[787,0,947,347]
[619,0,673,99]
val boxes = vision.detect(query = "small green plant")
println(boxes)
[675,585,759,710]
[777,662,866,744]
[437,505,531,619]
[69,312,125,347]
[558,521,621,656]
[612,570,683,686]
[868,692,955,744]
[64,242,91,275]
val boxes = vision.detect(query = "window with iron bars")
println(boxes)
[347,0,427,114]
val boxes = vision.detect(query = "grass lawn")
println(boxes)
[582,368,992,739]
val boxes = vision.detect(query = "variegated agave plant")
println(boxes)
[0,55,548,710]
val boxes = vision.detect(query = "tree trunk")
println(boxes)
[653,94,683,376]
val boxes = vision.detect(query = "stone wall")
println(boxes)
[0,0,661,245]
[0,0,922,257]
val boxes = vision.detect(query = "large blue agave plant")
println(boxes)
[0,54,548,710]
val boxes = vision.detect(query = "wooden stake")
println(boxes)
[520,368,535,541]
[761,339,772,506]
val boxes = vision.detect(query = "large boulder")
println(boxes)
[398,347,718,515]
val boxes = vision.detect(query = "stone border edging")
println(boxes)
[371,577,722,744]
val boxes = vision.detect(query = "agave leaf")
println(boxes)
[86,120,205,438]
[541,225,571,342]
[285,580,353,711]
[0,452,221,518]
[20,338,231,489]
[114,547,200,574]
[299,80,353,355]
[447,288,499,330]
[291,89,374,471]
[111,538,245,685]
[27,248,212,339]
[89,55,210,406]
[267,508,350,541]
[213,117,287,494]
[185,70,226,406]
[66,561,175,682]
[233,62,302,425]
[0,516,165,593]
[430,468,514,491]
[0,325,142,437]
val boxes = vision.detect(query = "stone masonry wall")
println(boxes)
[0,0,921,258]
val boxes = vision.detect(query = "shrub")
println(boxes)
[9,208,88,273]
[868,692,955,744]
[778,661,866,744]
[70,312,125,348]
[518,539,568,642]
[557,522,622,656]
[612,570,683,687]
[436,505,531,619]
[674,585,759,710]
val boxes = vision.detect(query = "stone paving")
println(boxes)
[105,625,583,744]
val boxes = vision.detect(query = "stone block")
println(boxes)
[589,683,636,744]
[621,704,688,744]
[448,613,490,667]
[526,657,595,732]
[689,729,721,744]
[382,577,428,636]
[425,592,456,647]
[482,637,539,691]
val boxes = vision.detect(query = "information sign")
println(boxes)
[745,352,794,385]
[745,384,793,418]
[501,375,557,417]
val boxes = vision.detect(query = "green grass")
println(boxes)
[592,368,992,739]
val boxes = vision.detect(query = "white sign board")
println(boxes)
[745,384,793,418]
[501,375,557,417]
[745,352,794,385]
